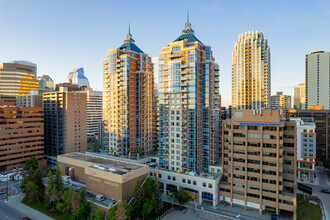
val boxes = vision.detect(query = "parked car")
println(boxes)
[22,218,31,220]
[321,189,330,193]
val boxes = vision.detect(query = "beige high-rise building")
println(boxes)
[16,90,43,107]
[220,110,296,218]
[43,87,87,158]
[0,61,39,102]
[270,92,291,110]
[232,31,270,110]
[294,83,305,109]
[103,29,154,156]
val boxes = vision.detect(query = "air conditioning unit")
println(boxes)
[62,175,70,183]
[96,194,104,201]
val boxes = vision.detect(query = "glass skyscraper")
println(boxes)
[158,18,220,172]
[67,67,90,88]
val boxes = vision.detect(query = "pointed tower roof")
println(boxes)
[173,11,203,45]
[118,23,144,53]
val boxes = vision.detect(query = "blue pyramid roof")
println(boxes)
[118,42,144,53]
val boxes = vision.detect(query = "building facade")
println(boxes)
[305,51,330,109]
[290,118,316,182]
[77,90,102,139]
[38,75,55,93]
[103,30,154,156]
[67,67,90,88]
[0,61,39,102]
[232,31,270,110]
[294,83,305,110]
[43,90,87,158]
[0,102,46,171]
[16,90,43,107]
[287,108,330,160]
[270,92,291,110]
[220,110,296,217]
[158,18,220,172]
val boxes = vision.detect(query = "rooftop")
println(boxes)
[60,152,143,175]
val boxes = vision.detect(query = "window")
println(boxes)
[202,182,206,187]
[182,179,186,183]
[193,181,197,185]
[208,184,213,188]
[188,180,191,184]
[168,176,171,180]
[172,176,176,181]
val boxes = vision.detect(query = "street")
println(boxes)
[0,180,22,202]
[303,166,330,219]
[0,201,27,220]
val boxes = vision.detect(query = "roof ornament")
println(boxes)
[124,22,135,43]
[182,10,194,34]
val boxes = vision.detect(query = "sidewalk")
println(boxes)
[5,194,54,220]
[162,195,274,220]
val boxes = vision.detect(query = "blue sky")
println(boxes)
[1,0,329,106]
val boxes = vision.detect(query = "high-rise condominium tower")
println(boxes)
[103,29,154,156]
[232,31,270,110]
[158,17,220,172]
[270,92,291,110]
[0,61,39,102]
[294,83,306,109]
[305,51,330,109]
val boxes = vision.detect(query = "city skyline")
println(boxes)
[1,0,330,107]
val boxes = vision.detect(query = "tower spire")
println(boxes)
[182,10,194,34]
[124,22,135,43]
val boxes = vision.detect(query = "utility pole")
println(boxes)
[5,175,8,201]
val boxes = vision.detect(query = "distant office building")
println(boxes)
[306,51,330,109]
[294,83,305,109]
[103,29,154,156]
[43,89,87,158]
[0,61,38,102]
[16,90,42,107]
[38,75,55,93]
[232,31,270,110]
[158,16,221,172]
[67,67,90,88]
[290,118,316,182]
[270,92,291,110]
[287,108,330,160]
[220,110,296,217]
[0,102,46,171]
[77,90,102,139]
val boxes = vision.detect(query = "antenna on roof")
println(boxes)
[187,10,189,23]
[129,22,131,35]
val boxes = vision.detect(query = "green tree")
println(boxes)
[131,179,143,217]
[168,187,192,207]
[33,166,44,189]
[72,200,91,220]
[115,202,127,220]
[142,177,155,199]
[92,209,105,220]
[134,147,142,155]
[142,198,156,219]
[154,180,163,213]
[91,141,100,152]
[24,156,39,171]
[25,181,43,203]
[71,191,81,212]
[47,188,62,211]
[108,203,118,220]
[56,189,75,213]
[123,201,132,220]
[79,187,86,205]
[54,167,63,191]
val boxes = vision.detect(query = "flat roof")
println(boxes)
[60,152,143,175]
